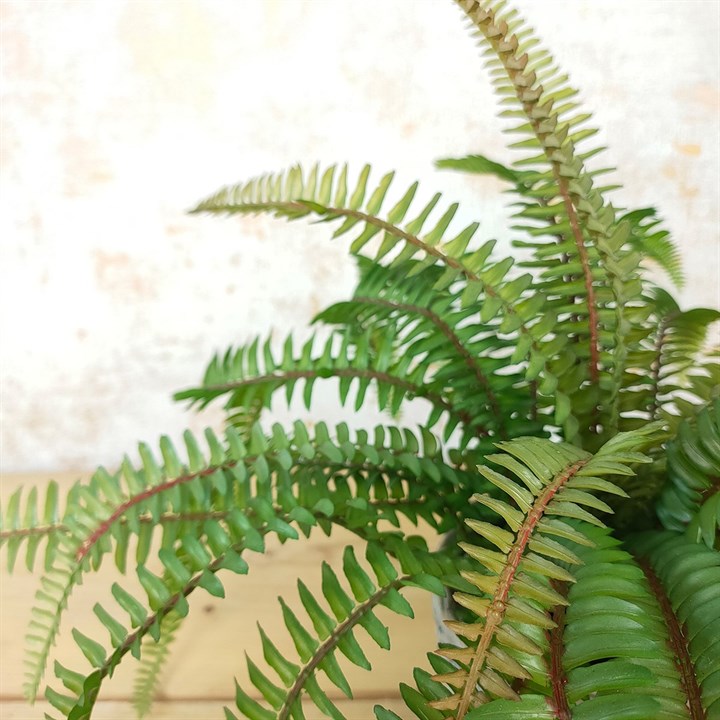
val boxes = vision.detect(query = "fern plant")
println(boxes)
[2,1,719,719]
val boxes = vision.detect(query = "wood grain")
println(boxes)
[0,700,410,720]
[1,472,444,717]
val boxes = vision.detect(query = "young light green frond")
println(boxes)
[1,480,65,573]
[132,608,184,718]
[227,541,447,720]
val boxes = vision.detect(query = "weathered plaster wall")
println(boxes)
[1,1,718,472]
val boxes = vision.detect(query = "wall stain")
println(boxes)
[92,250,156,300]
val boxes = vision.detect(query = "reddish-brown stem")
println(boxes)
[636,558,706,720]
[548,581,571,720]
[354,295,506,436]
[460,2,601,389]
[200,366,484,435]
[455,458,587,718]
[555,177,600,384]
[76,465,222,561]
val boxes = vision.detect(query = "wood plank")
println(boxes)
[0,699,410,719]
[1,472,444,706]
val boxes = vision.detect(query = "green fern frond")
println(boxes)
[314,258,544,442]
[619,207,684,288]
[456,0,650,444]
[657,399,720,548]
[0,480,65,573]
[178,256,546,447]
[390,515,711,719]
[418,426,661,718]
[30,420,487,713]
[227,540,446,720]
[621,290,720,430]
[630,530,720,716]
[132,608,183,718]
[174,327,487,444]
[192,163,585,430]
[435,154,531,188]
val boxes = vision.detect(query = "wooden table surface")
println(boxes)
[1,472,442,720]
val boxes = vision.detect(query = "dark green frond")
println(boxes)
[192,162,594,437]
[657,399,720,548]
[630,530,720,717]
[227,540,448,720]
[174,327,492,445]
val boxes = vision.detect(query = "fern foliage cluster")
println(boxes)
[2,1,718,719]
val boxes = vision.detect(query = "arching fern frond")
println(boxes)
[315,258,544,442]
[16,421,486,706]
[174,327,488,444]
[656,399,720,548]
[455,0,650,444]
[227,540,447,720]
[630,530,720,717]
[1,480,65,573]
[192,163,581,433]
[621,289,720,430]
[422,424,661,718]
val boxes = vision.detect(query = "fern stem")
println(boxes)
[636,557,706,720]
[456,458,588,718]
[200,367,483,435]
[555,176,600,385]
[0,510,236,542]
[277,576,410,720]
[460,1,601,389]
[547,581,571,720]
[0,524,66,540]
[76,464,224,562]
[354,295,507,437]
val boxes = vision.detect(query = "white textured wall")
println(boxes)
[1,1,718,472]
